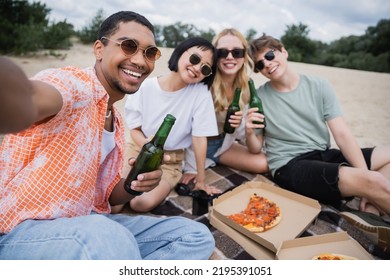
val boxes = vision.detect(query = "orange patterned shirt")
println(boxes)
[0,66,125,234]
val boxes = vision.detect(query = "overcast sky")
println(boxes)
[31,0,389,43]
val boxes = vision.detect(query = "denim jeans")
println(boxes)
[206,137,224,163]
[0,213,215,260]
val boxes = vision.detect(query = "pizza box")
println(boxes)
[212,181,321,253]
[209,207,275,260]
[276,231,374,260]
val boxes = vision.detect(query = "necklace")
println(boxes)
[105,109,112,119]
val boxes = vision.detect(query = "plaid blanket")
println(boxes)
[120,165,390,260]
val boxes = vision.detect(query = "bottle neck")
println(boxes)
[151,132,169,148]
[232,88,241,105]
[248,79,257,99]
[150,115,175,148]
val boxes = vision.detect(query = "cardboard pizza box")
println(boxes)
[212,181,321,253]
[276,231,374,260]
[209,207,275,260]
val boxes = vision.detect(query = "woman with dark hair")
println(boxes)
[179,29,269,190]
[120,37,220,213]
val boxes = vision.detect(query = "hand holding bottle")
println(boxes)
[223,88,242,134]
[248,79,266,127]
[245,107,266,131]
[124,114,176,196]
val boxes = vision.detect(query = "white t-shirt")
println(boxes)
[124,77,218,151]
[100,127,116,164]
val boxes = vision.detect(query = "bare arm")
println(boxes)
[31,80,63,124]
[0,57,62,134]
[327,116,381,212]
[328,116,367,169]
[130,127,148,147]
[0,57,36,133]
[192,135,208,188]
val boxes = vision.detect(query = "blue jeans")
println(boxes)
[0,213,215,260]
[207,137,224,163]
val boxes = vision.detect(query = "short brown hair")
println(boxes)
[249,33,284,72]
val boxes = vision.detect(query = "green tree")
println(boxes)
[158,22,214,48]
[78,8,106,44]
[160,22,198,47]
[43,21,74,49]
[245,28,257,42]
[281,22,316,63]
[365,19,390,56]
[154,24,164,46]
[0,0,74,54]
[198,28,216,43]
[318,18,390,72]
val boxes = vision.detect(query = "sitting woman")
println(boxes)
[179,28,269,191]
[118,37,220,213]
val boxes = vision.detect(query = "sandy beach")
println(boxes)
[3,42,390,147]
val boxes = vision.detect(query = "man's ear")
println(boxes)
[93,40,104,60]
[281,47,288,59]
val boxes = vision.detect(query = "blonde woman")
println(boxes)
[179,28,268,190]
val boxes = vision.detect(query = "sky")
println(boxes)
[30,0,390,43]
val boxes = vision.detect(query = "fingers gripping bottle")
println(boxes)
[223,88,241,134]
[248,78,266,127]
[124,114,176,196]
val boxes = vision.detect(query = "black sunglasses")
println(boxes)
[101,36,161,62]
[217,48,245,59]
[187,52,213,77]
[254,49,276,72]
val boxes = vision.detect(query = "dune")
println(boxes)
[3,42,390,148]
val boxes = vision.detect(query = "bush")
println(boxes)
[0,0,74,55]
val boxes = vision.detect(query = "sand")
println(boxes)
[3,42,390,147]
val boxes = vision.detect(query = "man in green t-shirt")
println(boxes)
[245,34,390,220]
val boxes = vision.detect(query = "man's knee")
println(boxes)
[70,215,141,259]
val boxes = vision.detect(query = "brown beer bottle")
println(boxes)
[248,78,266,127]
[124,114,176,196]
[223,88,241,134]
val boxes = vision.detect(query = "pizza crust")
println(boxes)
[312,253,358,260]
[227,193,282,233]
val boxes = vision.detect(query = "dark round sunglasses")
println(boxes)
[254,49,276,72]
[101,36,161,62]
[187,52,213,77]
[217,48,245,59]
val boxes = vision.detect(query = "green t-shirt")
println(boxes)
[258,74,342,176]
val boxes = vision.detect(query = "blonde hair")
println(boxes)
[211,28,253,112]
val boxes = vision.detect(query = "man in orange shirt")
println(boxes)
[0,11,215,259]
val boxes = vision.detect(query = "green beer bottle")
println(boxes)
[124,114,176,196]
[223,88,241,134]
[248,79,266,127]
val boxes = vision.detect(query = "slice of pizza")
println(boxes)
[312,253,358,260]
[227,193,282,233]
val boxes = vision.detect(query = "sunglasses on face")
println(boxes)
[101,36,161,62]
[187,52,213,77]
[254,49,276,72]
[217,48,245,59]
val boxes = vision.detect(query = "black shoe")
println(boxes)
[340,210,390,253]
[174,183,193,196]
[192,190,212,215]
